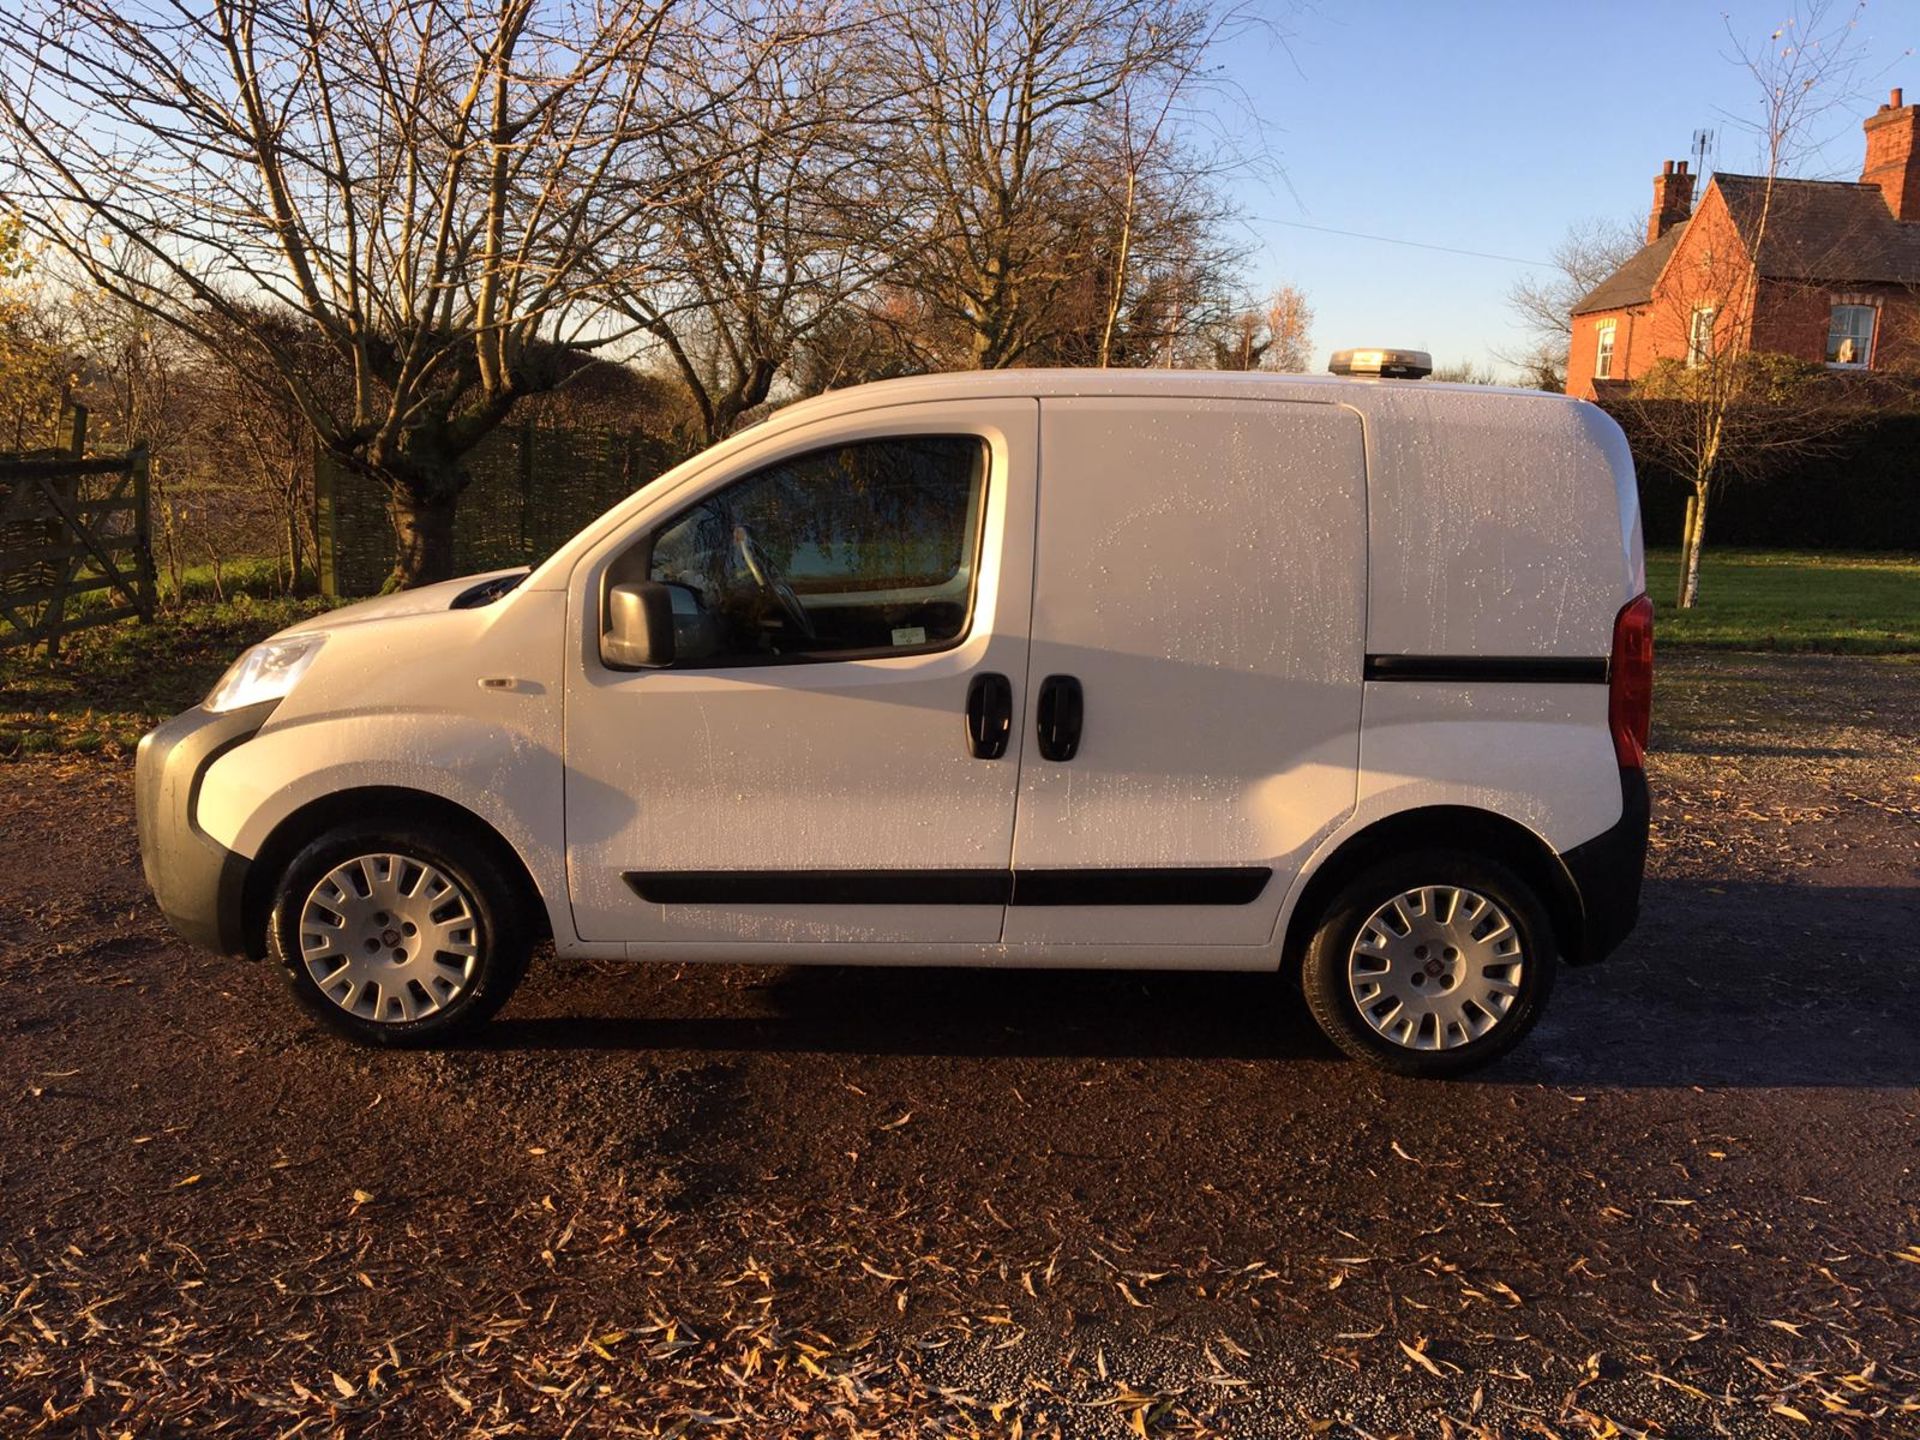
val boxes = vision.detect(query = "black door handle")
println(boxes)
[965,671,1012,759]
[1035,674,1083,762]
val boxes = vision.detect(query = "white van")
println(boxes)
[136,364,1652,1077]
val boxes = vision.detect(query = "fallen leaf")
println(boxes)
[1400,1339,1444,1377]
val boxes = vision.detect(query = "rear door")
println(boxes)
[1003,396,1367,949]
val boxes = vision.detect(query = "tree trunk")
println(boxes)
[1679,483,1708,610]
[283,504,300,595]
[1677,492,1698,609]
[387,487,459,590]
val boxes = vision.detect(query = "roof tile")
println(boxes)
[1571,227,1682,314]
[1572,173,1920,316]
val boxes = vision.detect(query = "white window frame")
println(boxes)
[1826,302,1877,369]
[1594,319,1617,379]
[1686,306,1716,368]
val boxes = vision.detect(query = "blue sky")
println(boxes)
[1216,0,1919,375]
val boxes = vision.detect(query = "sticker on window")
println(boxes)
[891,626,928,647]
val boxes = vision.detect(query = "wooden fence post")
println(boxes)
[38,411,80,655]
[130,441,155,620]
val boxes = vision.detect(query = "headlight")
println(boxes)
[205,634,325,714]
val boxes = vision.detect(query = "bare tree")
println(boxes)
[878,0,1220,370]
[1429,359,1500,385]
[0,0,719,586]
[1209,284,1312,372]
[1087,3,1258,369]
[0,218,79,454]
[194,313,327,593]
[62,277,208,594]
[1066,128,1246,369]
[1504,217,1642,390]
[1614,0,1864,608]
[612,0,903,446]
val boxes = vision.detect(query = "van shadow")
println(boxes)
[490,964,1327,1062]
[479,878,1920,1089]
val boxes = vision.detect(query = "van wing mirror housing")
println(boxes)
[602,581,676,669]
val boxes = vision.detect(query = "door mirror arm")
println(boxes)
[602,581,677,669]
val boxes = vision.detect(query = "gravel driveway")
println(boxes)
[3,651,1916,1438]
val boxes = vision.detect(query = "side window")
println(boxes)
[647,435,987,666]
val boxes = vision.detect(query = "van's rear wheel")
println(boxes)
[1301,850,1556,1077]
[267,821,531,1046]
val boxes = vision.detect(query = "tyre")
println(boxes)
[1301,849,1557,1077]
[267,820,532,1046]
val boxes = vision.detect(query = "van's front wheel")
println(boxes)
[1301,851,1556,1077]
[267,821,532,1046]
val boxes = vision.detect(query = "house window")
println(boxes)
[1594,319,1617,379]
[1686,306,1716,368]
[1826,304,1876,367]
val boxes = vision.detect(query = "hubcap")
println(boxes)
[298,853,482,1024]
[1347,885,1524,1051]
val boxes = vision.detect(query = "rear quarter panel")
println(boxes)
[1353,390,1641,860]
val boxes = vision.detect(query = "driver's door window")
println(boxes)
[647,435,987,665]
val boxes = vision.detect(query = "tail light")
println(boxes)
[1608,594,1655,769]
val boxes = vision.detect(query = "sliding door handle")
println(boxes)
[1035,674,1083,762]
[965,671,1013,759]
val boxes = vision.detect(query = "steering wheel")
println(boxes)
[733,525,817,641]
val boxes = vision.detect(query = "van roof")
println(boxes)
[760,368,1581,430]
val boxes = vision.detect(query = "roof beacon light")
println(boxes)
[1328,347,1432,380]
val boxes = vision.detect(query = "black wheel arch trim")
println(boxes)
[1557,766,1650,965]
[1279,782,1647,974]
[241,786,552,961]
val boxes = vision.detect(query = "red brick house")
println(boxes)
[1567,89,1920,400]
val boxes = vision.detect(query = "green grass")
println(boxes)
[0,595,330,760]
[1645,548,1920,654]
[63,554,306,618]
[158,556,304,606]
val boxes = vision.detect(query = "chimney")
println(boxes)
[1862,87,1919,221]
[1648,159,1695,243]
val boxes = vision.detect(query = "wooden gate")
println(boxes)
[0,410,156,654]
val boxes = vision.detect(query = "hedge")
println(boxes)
[1604,405,1920,552]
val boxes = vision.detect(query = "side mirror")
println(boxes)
[602,581,676,669]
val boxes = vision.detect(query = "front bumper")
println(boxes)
[134,700,278,955]
[1558,766,1651,964]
